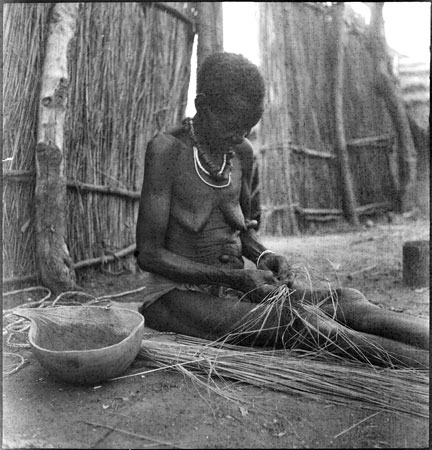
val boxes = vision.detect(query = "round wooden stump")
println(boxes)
[402,240,429,288]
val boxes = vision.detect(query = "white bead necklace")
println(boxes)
[195,149,228,177]
[193,146,231,188]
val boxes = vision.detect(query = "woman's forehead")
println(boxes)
[213,95,263,119]
[222,94,259,110]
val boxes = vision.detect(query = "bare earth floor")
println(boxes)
[3,215,429,449]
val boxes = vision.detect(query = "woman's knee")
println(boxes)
[140,295,173,331]
[335,287,369,305]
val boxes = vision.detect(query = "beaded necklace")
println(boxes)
[193,147,231,188]
[183,117,235,188]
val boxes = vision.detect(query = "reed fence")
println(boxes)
[3,2,195,286]
[3,4,53,284]
[3,2,421,287]
[258,3,399,234]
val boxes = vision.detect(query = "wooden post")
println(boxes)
[35,3,80,293]
[333,3,359,226]
[403,240,429,287]
[367,2,417,212]
[196,2,223,68]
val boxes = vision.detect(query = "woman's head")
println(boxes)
[195,53,265,149]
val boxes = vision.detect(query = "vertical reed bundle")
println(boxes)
[3,4,52,281]
[343,20,398,208]
[258,3,337,235]
[65,3,194,270]
[258,3,399,234]
[3,3,194,284]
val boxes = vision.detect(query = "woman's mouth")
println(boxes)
[230,136,244,145]
[221,135,243,147]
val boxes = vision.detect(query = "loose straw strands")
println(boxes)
[219,284,396,369]
[135,282,428,419]
[138,335,429,419]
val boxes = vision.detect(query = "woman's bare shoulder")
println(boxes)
[234,138,254,160]
[147,129,188,159]
[235,138,255,171]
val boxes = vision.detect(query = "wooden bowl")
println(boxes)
[14,306,144,385]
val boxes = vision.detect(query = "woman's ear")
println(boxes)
[194,93,207,112]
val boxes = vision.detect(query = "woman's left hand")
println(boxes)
[257,252,295,288]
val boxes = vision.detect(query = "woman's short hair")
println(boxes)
[197,52,265,111]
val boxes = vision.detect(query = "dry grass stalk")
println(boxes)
[2,284,427,418]
[138,334,428,419]
[137,267,427,419]
[81,419,182,448]
[221,284,398,368]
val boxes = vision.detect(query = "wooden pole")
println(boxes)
[196,2,223,68]
[402,240,429,287]
[333,3,359,226]
[367,2,417,212]
[35,3,80,293]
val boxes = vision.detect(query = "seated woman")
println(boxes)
[135,52,428,368]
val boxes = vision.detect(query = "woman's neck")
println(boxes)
[190,115,219,155]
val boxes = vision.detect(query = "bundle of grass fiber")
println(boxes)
[138,334,428,419]
[137,284,428,419]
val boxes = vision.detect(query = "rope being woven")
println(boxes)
[3,287,52,349]
[4,352,26,375]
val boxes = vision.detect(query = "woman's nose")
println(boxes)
[230,129,249,143]
[230,134,244,144]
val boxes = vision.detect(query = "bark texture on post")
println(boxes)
[333,3,359,226]
[196,2,223,68]
[402,240,429,288]
[36,3,79,293]
[368,2,417,212]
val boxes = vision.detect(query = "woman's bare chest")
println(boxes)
[170,149,245,233]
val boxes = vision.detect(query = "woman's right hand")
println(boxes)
[234,269,280,303]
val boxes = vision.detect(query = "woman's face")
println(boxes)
[198,94,263,152]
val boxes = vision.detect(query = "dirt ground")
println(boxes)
[3,214,430,449]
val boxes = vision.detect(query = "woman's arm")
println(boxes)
[238,141,294,286]
[135,134,277,294]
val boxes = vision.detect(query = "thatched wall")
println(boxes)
[398,59,430,214]
[65,2,193,268]
[258,3,398,234]
[3,4,53,283]
[3,2,194,285]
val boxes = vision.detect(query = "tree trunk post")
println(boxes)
[368,2,417,213]
[402,240,429,287]
[196,2,224,68]
[333,2,359,227]
[35,3,80,293]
